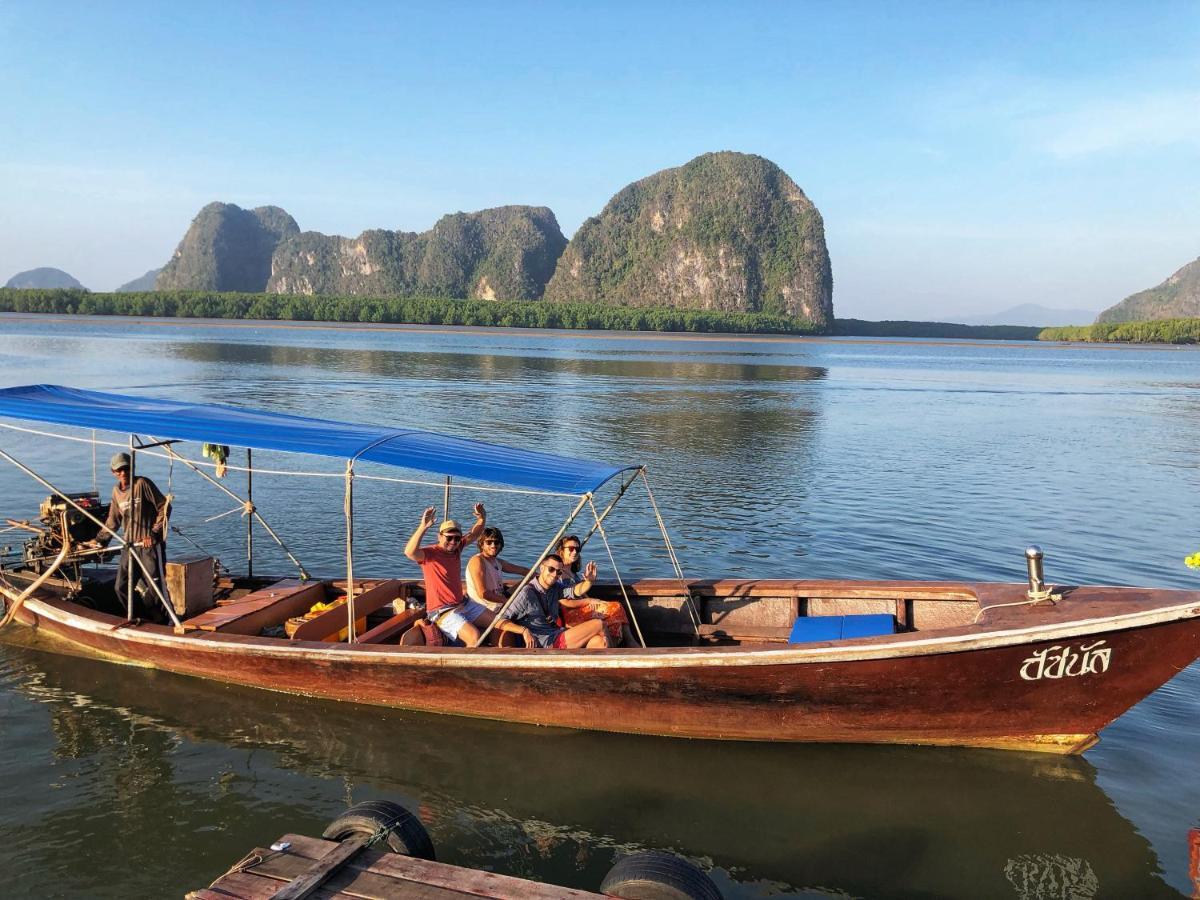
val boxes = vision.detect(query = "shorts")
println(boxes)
[433,599,490,640]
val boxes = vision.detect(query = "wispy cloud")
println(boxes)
[1035,91,1200,157]
[919,66,1200,159]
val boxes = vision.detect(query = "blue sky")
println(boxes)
[1,1,1197,318]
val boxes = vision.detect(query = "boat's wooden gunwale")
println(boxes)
[17,578,1200,670]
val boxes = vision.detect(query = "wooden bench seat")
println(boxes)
[290,580,404,642]
[356,607,424,645]
[186,579,325,635]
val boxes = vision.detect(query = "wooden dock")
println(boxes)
[189,832,605,899]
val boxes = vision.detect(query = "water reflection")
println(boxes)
[1,644,1183,899]
[169,340,830,386]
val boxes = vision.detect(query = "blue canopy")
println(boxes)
[0,384,633,495]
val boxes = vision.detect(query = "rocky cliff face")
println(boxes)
[544,152,833,327]
[1097,257,1200,323]
[116,267,162,292]
[266,206,566,301]
[156,203,299,292]
[5,267,85,289]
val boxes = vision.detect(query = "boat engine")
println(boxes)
[20,492,112,575]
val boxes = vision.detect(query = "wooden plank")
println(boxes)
[276,834,605,899]
[197,870,303,899]
[188,580,326,634]
[270,835,369,899]
[291,581,402,642]
[698,623,791,641]
[243,848,475,899]
[357,608,423,645]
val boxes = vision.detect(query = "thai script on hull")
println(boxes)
[1020,640,1111,681]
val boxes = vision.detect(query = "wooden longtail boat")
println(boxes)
[0,384,1197,755]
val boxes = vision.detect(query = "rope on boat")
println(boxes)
[0,422,580,497]
[159,443,311,581]
[639,469,701,635]
[587,496,646,648]
[581,467,642,550]
[203,504,248,524]
[168,526,232,576]
[973,589,1060,623]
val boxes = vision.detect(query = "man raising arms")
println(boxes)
[405,502,492,644]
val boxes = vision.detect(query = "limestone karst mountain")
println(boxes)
[156,203,300,292]
[116,268,162,292]
[5,267,85,289]
[1097,256,1200,323]
[267,206,566,301]
[544,152,833,328]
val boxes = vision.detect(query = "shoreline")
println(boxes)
[0,311,1188,351]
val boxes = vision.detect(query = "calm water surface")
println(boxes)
[0,315,1197,898]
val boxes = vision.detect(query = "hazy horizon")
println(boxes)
[2,1,1197,319]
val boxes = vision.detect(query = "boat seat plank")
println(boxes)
[356,607,423,645]
[291,580,403,642]
[186,580,325,635]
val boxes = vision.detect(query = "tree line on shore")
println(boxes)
[10,288,1199,342]
[0,288,820,335]
[1038,320,1200,344]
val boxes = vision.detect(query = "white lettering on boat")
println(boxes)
[1019,640,1112,681]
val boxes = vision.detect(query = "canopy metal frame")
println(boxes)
[0,389,692,648]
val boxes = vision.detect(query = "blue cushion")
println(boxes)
[788,614,896,644]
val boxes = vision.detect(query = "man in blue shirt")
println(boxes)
[498,554,609,649]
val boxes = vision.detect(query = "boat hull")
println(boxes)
[10,591,1200,754]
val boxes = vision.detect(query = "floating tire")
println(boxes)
[600,851,722,900]
[321,799,436,860]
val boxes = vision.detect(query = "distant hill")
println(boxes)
[116,268,162,292]
[157,203,300,292]
[5,267,85,289]
[956,303,1098,327]
[544,151,833,329]
[268,206,566,301]
[1097,256,1200,323]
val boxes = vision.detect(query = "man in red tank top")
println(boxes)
[405,503,492,644]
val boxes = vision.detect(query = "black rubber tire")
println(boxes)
[600,851,722,900]
[321,800,436,860]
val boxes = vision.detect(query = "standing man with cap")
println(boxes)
[404,502,491,644]
[90,452,172,622]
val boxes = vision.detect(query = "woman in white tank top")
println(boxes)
[466,527,528,612]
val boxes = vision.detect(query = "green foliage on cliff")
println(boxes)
[1097,256,1200,323]
[0,289,822,335]
[1040,319,1200,344]
[156,203,299,292]
[267,206,566,301]
[545,152,833,328]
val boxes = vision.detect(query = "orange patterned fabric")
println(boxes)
[562,600,628,641]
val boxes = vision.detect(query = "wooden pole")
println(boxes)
[344,460,355,642]
[126,435,135,621]
[246,448,254,579]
